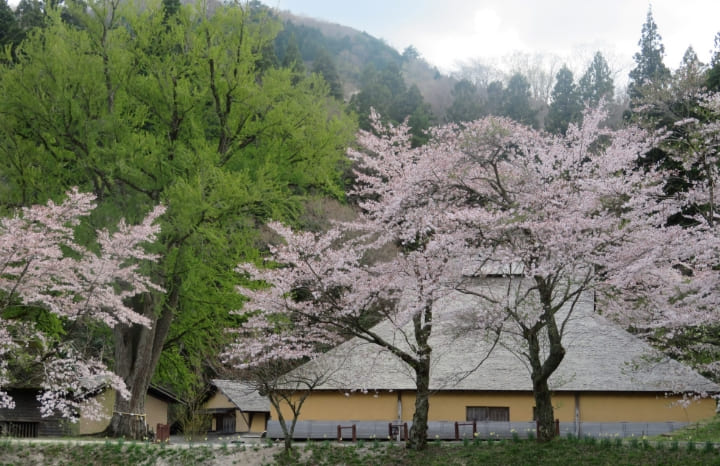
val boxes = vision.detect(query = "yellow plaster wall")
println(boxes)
[145,394,168,429]
[204,392,235,410]
[275,391,398,421]
[578,393,715,422]
[250,413,268,433]
[236,409,250,432]
[275,390,716,423]
[77,390,169,435]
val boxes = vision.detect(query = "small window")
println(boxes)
[466,406,509,422]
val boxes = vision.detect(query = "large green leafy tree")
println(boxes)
[0,0,355,438]
[546,65,582,134]
[628,7,670,105]
[578,51,614,107]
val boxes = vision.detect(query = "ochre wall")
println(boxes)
[275,391,398,421]
[78,390,116,435]
[249,412,268,433]
[275,390,716,423]
[204,392,268,433]
[145,394,168,429]
[77,390,168,435]
[236,409,250,432]
[204,392,234,410]
[577,393,715,422]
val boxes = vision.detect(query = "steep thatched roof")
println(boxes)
[283,284,720,394]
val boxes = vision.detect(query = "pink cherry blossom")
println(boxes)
[0,189,164,420]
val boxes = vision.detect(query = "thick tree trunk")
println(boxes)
[527,327,565,443]
[525,277,567,443]
[106,385,148,439]
[106,291,175,439]
[407,358,430,450]
[533,377,556,442]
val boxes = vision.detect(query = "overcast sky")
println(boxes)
[265,0,720,78]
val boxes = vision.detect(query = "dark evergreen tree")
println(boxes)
[674,46,706,93]
[502,73,537,127]
[486,80,504,116]
[394,84,434,146]
[14,0,44,30]
[628,7,670,104]
[0,0,21,54]
[578,51,614,107]
[282,32,305,76]
[379,61,406,97]
[707,33,720,91]
[446,79,483,123]
[312,48,343,100]
[401,45,419,62]
[350,63,404,128]
[161,0,180,21]
[546,65,582,134]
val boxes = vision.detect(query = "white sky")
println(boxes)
[266,0,720,78]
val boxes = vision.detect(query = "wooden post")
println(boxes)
[156,424,170,443]
[337,424,357,442]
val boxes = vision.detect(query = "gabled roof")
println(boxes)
[287,286,720,394]
[211,379,270,412]
[148,384,184,405]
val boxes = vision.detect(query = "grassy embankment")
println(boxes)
[4,418,720,465]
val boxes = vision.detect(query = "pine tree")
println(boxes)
[628,7,670,104]
[282,32,305,76]
[0,0,20,52]
[546,65,582,134]
[486,80,504,116]
[312,48,342,100]
[674,46,706,93]
[446,79,484,123]
[578,51,614,107]
[502,73,537,127]
[707,33,720,91]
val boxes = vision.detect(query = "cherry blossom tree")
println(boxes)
[424,109,671,441]
[223,270,344,454]
[223,314,343,453]
[230,101,696,445]
[0,188,164,422]
[228,116,499,450]
[615,91,720,337]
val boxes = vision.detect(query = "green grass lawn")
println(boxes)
[653,416,720,443]
[5,420,720,466]
[289,437,720,466]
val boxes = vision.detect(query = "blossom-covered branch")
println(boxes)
[0,188,164,420]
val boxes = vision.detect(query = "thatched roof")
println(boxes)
[211,379,270,412]
[285,285,720,394]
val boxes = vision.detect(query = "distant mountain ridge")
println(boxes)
[272,7,456,117]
